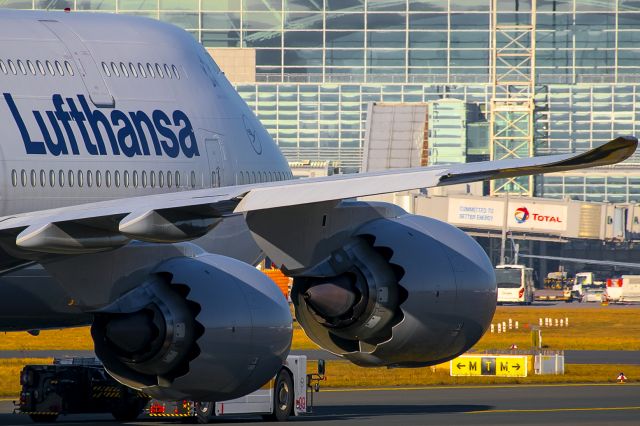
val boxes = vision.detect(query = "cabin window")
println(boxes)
[156,63,164,78]
[158,171,164,188]
[26,60,36,75]
[133,170,139,188]
[124,170,130,188]
[167,170,172,187]
[111,62,120,77]
[8,60,17,75]
[138,63,147,78]
[190,171,196,188]
[102,62,111,77]
[150,170,156,188]
[86,170,93,187]
[129,63,138,78]
[65,61,74,76]
[30,169,36,187]
[39,170,45,187]
[77,170,83,187]
[58,170,64,187]
[147,63,155,78]
[0,60,6,74]
[17,60,27,75]
[105,170,112,188]
[46,61,55,75]
[164,64,172,79]
[11,170,17,187]
[120,62,129,78]
[114,170,120,188]
[55,61,64,76]
[68,170,74,187]
[21,169,27,187]
[172,64,180,79]
[142,170,148,188]
[49,170,55,187]
[175,171,180,188]
[96,170,102,188]
[36,61,45,75]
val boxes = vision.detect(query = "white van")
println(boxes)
[495,264,535,305]
[605,275,640,303]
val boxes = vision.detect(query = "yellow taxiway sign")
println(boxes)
[450,355,527,377]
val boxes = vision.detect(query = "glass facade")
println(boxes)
[4,0,640,201]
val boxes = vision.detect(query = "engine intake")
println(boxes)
[92,254,292,401]
[292,214,496,367]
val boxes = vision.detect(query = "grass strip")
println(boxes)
[306,360,640,388]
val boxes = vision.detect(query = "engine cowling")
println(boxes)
[91,254,292,401]
[292,214,496,367]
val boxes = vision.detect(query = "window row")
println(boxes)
[0,59,74,77]
[101,61,181,80]
[237,169,292,185]
[10,169,192,190]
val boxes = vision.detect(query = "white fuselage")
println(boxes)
[0,10,291,329]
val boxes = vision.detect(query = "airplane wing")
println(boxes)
[0,136,635,255]
[518,253,640,270]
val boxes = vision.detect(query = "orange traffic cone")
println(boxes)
[617,372,627,383]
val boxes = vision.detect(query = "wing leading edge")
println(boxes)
[0,136,636,255]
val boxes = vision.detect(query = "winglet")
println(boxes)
[438,136,638,186]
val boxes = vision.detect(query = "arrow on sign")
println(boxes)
[457,363,465,369]
[513,364,521,370]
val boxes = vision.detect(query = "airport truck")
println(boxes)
[16,355,323,423]
[605,275,640,303]
[534,271,574,302]
[495,264,534,305]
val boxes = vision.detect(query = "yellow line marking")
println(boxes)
[322,382,640,393]
[468,406,640,414]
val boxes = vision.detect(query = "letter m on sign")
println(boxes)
[500,362,509,372]
[469,361,477,371]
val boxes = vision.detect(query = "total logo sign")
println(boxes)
[509,203,567,231]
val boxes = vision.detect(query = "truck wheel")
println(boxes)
[195,402,214,424]
[111,398,147,422]
[264,369,293,422]
[29,414,58,423]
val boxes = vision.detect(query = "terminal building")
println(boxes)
[5,0,640,279]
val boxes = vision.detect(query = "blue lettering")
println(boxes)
[78,95,109,156]
[4,93,46,154]
[130,111,161,156]
[173,110,199,158]
[5,93,200,158]
[153,110,179,158]
[111,110,141,158]
[52,95,79,155]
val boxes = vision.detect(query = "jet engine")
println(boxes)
[291,214,496,367]
[91,254,292,401]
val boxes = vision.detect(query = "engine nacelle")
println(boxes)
[91,254,292,401]
[292,214,496,367]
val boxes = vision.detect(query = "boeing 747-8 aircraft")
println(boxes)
[0,10,635,404]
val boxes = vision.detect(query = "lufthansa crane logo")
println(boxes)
[514,207,530,224]
[242,114,262,155]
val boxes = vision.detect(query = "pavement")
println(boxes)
[1,383,639,425]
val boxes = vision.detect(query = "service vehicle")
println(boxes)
[16,358,148,423]
[495,264,534,305]
[572,271,605,301]
[15,355,322,423]
[535,271,574,302]
[605,275,640,303]
[147,355,324,423]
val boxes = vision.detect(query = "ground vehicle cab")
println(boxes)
[495,264,534,305]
